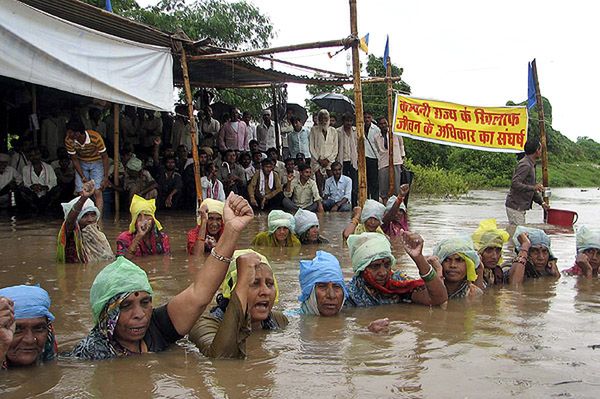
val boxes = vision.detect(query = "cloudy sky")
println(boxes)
[139,0,599,142]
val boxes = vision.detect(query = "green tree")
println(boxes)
[83,0,275,117]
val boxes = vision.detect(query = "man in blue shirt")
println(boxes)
[322,161,352,212]
[287,116,310,162]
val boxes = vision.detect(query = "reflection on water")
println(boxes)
[1,188,600,398]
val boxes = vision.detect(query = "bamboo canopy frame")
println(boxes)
[531,59,550,207]
[113,103,120,221]
[386,57,395,198]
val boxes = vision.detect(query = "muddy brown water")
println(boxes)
[1,188,599,398]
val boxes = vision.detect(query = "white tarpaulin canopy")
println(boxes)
[0,0,174,111]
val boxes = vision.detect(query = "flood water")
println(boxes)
[1,188,600,398]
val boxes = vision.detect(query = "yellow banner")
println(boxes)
[392,95,528,153]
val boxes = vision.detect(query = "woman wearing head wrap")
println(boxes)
[472,219,510,287]
[342,199,387,240]
[381,185,410,237]
[432,236,483,299]
[116,195,170,259]
[71,193,255,360]
[294,209,329,244]
[563,226,600,278]
[57,180,113,263]
[0,285,57,368]
[188,249,287,358]
[252,210,301,247]
[299,251,347,316]
[508,226,560,284]
[345,232,448,307]
[187,198,225,255]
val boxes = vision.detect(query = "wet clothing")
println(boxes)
[505,155,543,212]
[116,228,171,257]
[345,271,424,307]
[189,293,287,359]
[251,231,301,247]
[482,266,508,286]
[447,281,483,300]
[186,226,221,254]
[70,303,181,360]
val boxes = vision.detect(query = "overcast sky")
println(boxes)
[139,0,599,142]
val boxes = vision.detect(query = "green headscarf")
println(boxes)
[347,232,396,275]
[89,257,153,323]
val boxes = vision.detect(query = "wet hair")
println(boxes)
[298,163,311,172]
[66,116,85,133]
[524,138,541,155]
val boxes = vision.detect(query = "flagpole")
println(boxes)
[386,55,395,198]
[349,0,367,207]
[531,59,549,206]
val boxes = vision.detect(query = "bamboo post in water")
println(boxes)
[113,103,120,221]
[180,47,203,204]
[349,0,367,207]
[270,57,281,155]
[532,59,549,206]
[386,57,395,197]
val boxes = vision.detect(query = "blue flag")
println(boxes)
[105,0,112,12]
[527,60,536,109]
[383,35,390,70]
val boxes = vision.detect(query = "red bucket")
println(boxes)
[546,208,578,227]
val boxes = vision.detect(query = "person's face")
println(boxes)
[242,114,251,124]
[330,116,337,126]
[343,118,353,129]
[114,292,153,349]
[296,156,305,165]
[262,163,274,175]
[247,266,276,322]
[240,155,251,168]
[300,167,312,181]
[268,151,278,162]
[364,114,373,128]
[584,248,600,270]
[442,254,467,283]
[208,165,217,178]
[293,120,303,132]
[250,142,259,152]
[253,153,262,164]
[315,282,344,317]
[481,247,501,268]
[6,317,48,366]
[529,246,550,269]
[69,130,86,145]
[78,211,97,229]
[199,154,207,165]
[135,213,154,232]
[364,217,380,231]
[307,225,320,242]
[177,146,187,160]
[365,258,392,286]
[225,151,236,164]
[318,113,329,126]
[231,110,240,122]
[29,150,41,164]
[206,213,223,236]
[0,161,8,174]
[285,160,295,173]
[262,114,271,124]
[164,148,175,158]
[274,226,289,243]
[165,159,176,171]
[332,165,342,179]
[378,118,388,133]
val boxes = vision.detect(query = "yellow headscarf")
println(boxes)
[220,249,279,303]
[472,218,509,265]
[128,195,163,233]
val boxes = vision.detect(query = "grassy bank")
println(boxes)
[407,160,600,197]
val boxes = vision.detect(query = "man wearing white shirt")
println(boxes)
[322,161,352,212]
[256,110,276,152]
[242,112,256,145]
[20,148,59,213]
[363,111,380,200]
[0,153,22,209]
[375,116,405,203]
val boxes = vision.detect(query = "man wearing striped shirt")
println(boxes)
[65,117,109,215]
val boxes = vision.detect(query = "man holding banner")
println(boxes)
[505,138,548,226]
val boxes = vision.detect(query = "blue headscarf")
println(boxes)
[0,285,55,321]
[298,251,348,303]
[513,226,555,259]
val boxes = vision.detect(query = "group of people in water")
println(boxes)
[1,179,599,369]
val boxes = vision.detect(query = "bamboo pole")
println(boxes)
[532,59,549,206]
[255,55,348,77]
[180,47,203,204]
[271,57,281,155]
[386,57,395,197]
[349,0,367,207]
[189,37,352,61]
[113,103,120,221]
[31,84,38,146]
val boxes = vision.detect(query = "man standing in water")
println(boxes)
[505,138,549,227]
